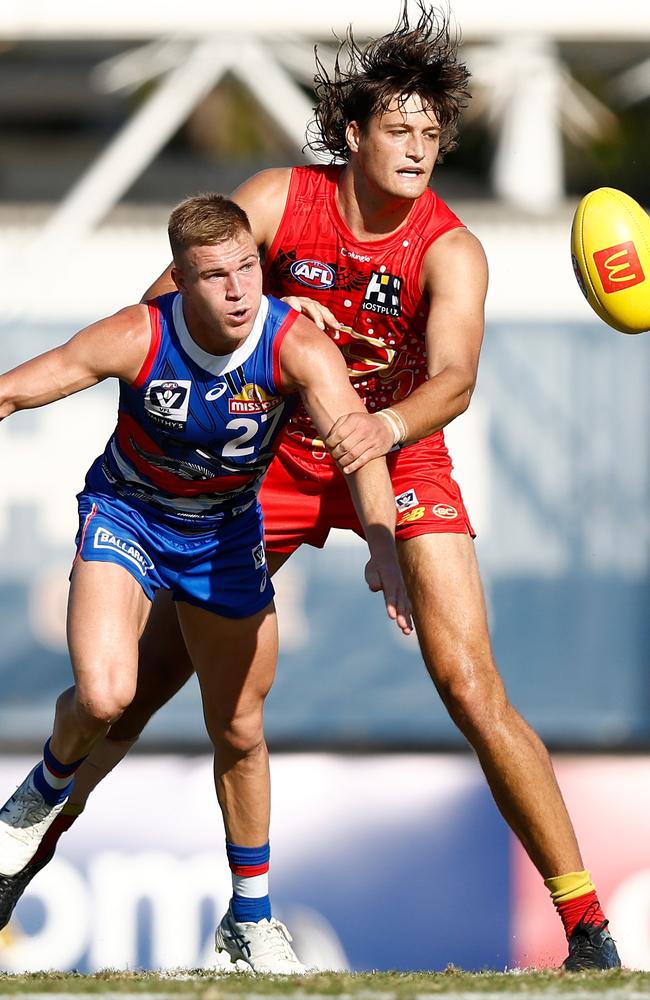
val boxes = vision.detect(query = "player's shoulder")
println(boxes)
[421,227,488,293]
[425,226,486,264]
[66,302,153,385]
[232,167,293,207]
[276,309,334,359]
[110,302,152,336]
[232,168,294,246]
[98,303,153,360]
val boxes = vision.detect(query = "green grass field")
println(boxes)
[0,970,649,996]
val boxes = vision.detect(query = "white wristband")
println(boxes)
[377,407,407,446]
[387,407,408,442]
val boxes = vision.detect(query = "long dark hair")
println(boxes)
[307,2,471,162]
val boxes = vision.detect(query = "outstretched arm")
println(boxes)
[326,228,488,472]
[0,305,151,420]
[278,313,411,635]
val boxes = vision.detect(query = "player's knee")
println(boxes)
[212,712,265,757]
[75,678,136,727]
[436,661,508,735]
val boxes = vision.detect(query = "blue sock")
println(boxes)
[31,738,86,806]
[226,841,271,922]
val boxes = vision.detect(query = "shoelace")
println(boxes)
[249,919,301,964]
[569,919,610,958]
[577,899,604,928]
[1,785,51,830]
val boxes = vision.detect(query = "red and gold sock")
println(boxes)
[544,870,606,939]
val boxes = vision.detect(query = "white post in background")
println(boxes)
[491,36,563,215]
[38,37,231,247]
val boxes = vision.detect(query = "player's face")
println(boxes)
[347,93,441,201]
[173,231,263,351]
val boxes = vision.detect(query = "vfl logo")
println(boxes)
[205,382,228,401]
[93,528,154,577]
[362,270,402,317]
[432,503,458,519]
[593,241,645,295]
[395,488,419,513]
[145,379,191,429]
[290,259,336,289]
[252,542,266,570]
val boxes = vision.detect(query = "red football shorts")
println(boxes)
[260,431,475,554]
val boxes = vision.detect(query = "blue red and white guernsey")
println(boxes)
[89,291,298,528]
[74,292,299,617]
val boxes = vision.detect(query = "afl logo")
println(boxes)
[290,259,336,289]
[432,503,458,519]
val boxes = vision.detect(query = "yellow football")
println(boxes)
[571,187,650,334]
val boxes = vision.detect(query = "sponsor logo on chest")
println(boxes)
[362,271,403,317]
[205,382,228,401]
[145,380,191,429]
[228,383,283,415]
[290,258,336,289]
[341,247,372,263]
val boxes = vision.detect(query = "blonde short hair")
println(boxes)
[168,193,252,263]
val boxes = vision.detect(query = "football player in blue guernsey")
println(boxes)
[0,193,410,974]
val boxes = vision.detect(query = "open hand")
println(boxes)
[364,555,413,636]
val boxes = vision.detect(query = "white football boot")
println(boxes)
[0,767,69,876]
[215,905,307,974]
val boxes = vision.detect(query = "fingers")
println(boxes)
[382,589,413,636]
[364,561,414,636]
[319,305,341,330]
[384,578,413,636]
[395,594,414,636]
[326,413,395,472]
[280,296,341,331]
[326,419,378,473]
[340,447,380,475]
[301,302,327,329]
[324,413,352,451]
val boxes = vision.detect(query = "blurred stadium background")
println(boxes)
[0,0,649,976]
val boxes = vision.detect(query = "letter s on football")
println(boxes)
[571,187,650,334]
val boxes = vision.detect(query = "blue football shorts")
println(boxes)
[74,486,273,619]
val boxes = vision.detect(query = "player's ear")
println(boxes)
[345,121,361,154]
[170,266,184,293]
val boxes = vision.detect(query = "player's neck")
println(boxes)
[182,298,250,358]
[336,164,416,241]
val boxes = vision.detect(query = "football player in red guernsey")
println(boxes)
[0,2,620,972]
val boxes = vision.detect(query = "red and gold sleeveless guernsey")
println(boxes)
[259,164,475,553]
[263,164,464,460]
